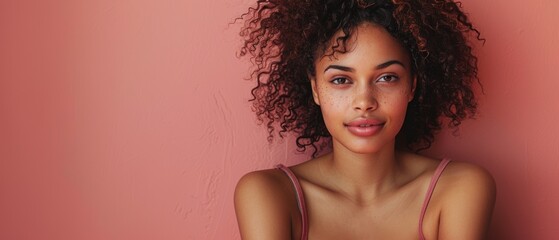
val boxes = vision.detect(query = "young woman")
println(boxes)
[234,0,496,239]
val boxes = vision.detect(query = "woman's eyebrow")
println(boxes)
[324,60,406,73]
[375,60,406,70]
[324,65,353,73]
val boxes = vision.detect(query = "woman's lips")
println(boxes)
[344,119,385,137]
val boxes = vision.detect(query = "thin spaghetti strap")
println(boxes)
[276,164,309,240]
[418,158,452,240]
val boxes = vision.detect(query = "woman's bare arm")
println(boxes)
[438,163,497,240]
[234,171,294,240]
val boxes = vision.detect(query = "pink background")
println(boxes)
[1,0,558,239]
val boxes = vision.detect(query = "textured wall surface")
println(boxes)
[0,0,558,239]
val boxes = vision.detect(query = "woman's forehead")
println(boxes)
[316,23,411,68]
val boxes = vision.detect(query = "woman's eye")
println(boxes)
[331,77,349,85]
[378,75,399,82]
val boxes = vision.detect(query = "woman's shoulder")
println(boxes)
[234,167,297,208]
[402,153,496,238]
[401,152,495,192]
[438,160,496,197]
[234,167,300,239]
[427,158,497,239]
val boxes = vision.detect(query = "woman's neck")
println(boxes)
[321,141,404,204]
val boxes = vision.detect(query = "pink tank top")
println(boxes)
[276,158,451,240]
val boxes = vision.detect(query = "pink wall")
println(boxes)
[0,0,557,239]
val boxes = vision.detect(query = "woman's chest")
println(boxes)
[301,183,433,239]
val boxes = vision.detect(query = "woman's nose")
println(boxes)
[352,87,378,112]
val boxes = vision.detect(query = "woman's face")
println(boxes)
[310,22,415,154]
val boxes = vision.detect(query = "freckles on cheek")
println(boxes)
[318,86,330,100]
[320,89,343,107]
[340,96,349,107]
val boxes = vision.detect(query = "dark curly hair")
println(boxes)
[237,0,482,157]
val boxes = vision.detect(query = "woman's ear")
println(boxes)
[409,76,417,102]
[309,74,320,106]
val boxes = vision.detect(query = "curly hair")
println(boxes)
[237,0,482,157]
